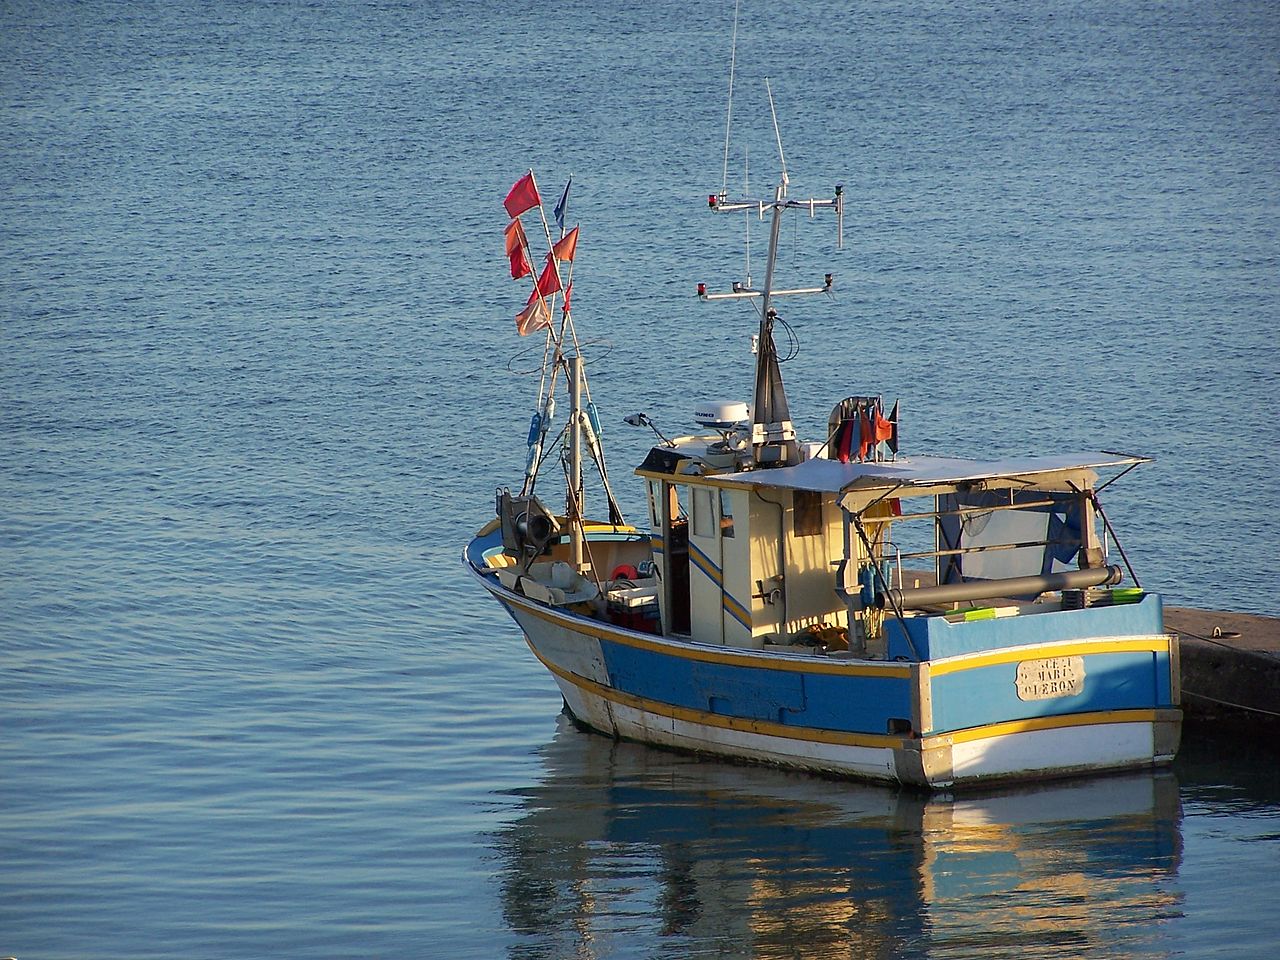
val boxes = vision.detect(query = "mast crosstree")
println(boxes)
[702,175,844,468]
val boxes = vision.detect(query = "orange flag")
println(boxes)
[873,406,894,443]
[504,171,540,218]
[551,225,579,262]
[504,219,530,279]
[503,218,525,255]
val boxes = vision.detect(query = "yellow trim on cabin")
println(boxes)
[687,540,752,629]
[926,637,1172,677]
[723,592,752,629]
[688,540,723,586]
[635,469,750,489]
[582,523,641,534]
[495,582,910,678]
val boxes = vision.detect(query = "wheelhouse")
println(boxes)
[638,435,1150,658]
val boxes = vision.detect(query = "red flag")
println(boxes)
[561,282,572,314]
[516,293,551,336]
[551,225,579,262]
[508,245,530,280]
[535,256,562,297]
[857,408,873,460]
[504,171,541,218]
[504,219,531,279]
[836,419,853,463]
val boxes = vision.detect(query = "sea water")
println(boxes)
[2,1,1278,957]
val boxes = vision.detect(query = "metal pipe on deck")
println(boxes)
[875,565,1123,610]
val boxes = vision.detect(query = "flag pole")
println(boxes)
[507,170,562,343]
[507,170,566,494]
[506,172,622,524]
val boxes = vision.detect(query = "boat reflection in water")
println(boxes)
[494,713,1183,960]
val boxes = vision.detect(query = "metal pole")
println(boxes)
[876,565,1124,610]
[758,184,785,327]
[568,355,584,571]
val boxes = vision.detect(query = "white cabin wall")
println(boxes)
[687,484,723,644]
[686,483,757,647]
[717,488,754,647]
[786,496,848,631]
[747,490,846,643]
[748,493,786,642]
[646,478,758,646]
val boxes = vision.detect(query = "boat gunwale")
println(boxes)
[462,550,913,677]
[464,541,1177,682]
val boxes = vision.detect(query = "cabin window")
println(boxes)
[669,484,687,522]
[794,490,823,537]
[692,486,714,539]
[648,481,661,527]
[719,489,735,538]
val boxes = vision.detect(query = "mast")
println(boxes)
[751,183,799,466]
[702,182,843,468]
[501,167,628,557]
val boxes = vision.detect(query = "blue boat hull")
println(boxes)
[468,542,1180,788]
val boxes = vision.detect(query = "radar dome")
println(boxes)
[693,401,749,430]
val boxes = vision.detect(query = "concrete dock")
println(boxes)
[1165,606,1280,729]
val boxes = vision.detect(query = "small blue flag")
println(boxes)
[553,176,572,234]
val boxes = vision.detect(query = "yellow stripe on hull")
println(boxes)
[934,709,1170,746]
[927,637,1172,676]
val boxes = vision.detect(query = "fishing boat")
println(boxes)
[466,105,1180,788]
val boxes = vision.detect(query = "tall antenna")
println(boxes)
[720,0,741,196]
[765,77,788,190]
[743,144,751,288]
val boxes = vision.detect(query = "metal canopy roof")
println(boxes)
[712,451,1149,495]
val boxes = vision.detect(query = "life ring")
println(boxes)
[610,563,639,582]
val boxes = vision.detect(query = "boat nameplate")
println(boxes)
[1015,655,1086,701]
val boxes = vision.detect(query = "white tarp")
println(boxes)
[713,451,1148,495]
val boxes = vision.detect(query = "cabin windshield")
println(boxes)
[857,488,1093,597]
[933,490,1085,588]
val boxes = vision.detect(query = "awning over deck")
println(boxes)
[713,451,1149,496]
